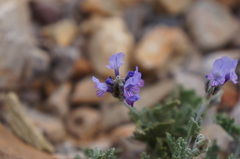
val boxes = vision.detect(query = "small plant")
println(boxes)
[90,53,239,159]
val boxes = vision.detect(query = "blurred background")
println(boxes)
[0,0,240,158]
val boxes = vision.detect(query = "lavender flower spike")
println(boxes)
[206,56,238,87]
[106,52,124,76]
[92,76,108,97]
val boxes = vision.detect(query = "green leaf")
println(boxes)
[215,114,240,140]
[74,154,81,159]
[166,133,192,159]
[84,148,119,159]
[186,117,201,144]
[227,154,234,159]
[204,140,220,159]
[140,152,151,159]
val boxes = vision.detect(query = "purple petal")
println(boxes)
[207,57,238,87]
[126,94,140,106]
[124,84,140,97]
[92,76,100,83]
[96,90,106,97]
[106,53,124,76]
[137,79,144,87]
[92,76,108,97]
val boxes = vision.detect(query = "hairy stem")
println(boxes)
[187,98,211,146]
[123,102,139,117]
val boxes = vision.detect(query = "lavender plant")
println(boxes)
[88,53,239,159]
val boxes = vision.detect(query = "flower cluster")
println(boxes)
[92,52,144,106]
[205,56,238,96]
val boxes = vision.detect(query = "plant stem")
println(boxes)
[195,101,207,123]
[234,138,240,159]
[187,98,211,146]
[123,102,139,117]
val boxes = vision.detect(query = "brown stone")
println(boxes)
[72,57,93,77]
[88,17,134,77]
[26,108,66,144]
[110,124,135,143]
[79,0,120,16]
[220,82,239,109]
[186,0,238,50]
[46,83,71,117]
[214,0,238,7]
[135,26,192,71]
[111,124,146,159]
[0,123,53,159]
[51,47,80,82]
[42,19,78,47]
[66,107,101,139]
[0,0,35,89]
[201,124,233,153]
[101,101,130,130]
[134,79,176,110]
[155,0,193,15]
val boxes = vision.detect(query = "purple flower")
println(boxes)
[206,56,238,87]
[126,94,140,106]
[92,76,108,97]
[93,53,144,107]
[124,67,144,106]
[106,52,124,76]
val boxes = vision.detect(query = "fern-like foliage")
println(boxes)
[140,152,151,159]
[130,87,203,158]
[166,133,192,159]
[204,140,220,159]
[82,148,119,159]
[215,114,240,140]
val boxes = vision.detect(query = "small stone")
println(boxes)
[30,0,62,24]
[135,26,192,71]
[101,101,129,130]
[88,17,134,77]
[51,47,80,82]
[71,76,109,104]
[154,0,193,15]
[66,107,101,139]
[42,19,78,47]
[79,0,120,16]
[186,0,238,50]
[29,49,50,78]
[117,0,142,7]
[110,124,135,143]
[79,15,104,35]
[111,124,145,159]
[201,123,233,153]
[220,82,239,110]
[134,79,175,109]
[0,123,53,159]
[72,57,93,78]
[213,0,238,7]
[0,0,35,89]
[26,108,66,144]
[46,83,72,117]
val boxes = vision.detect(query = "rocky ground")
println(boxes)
[0,0,240,158]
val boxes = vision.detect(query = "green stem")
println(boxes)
[123,102,139,117]
[234,138,240,159]
[187,98,211,146]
